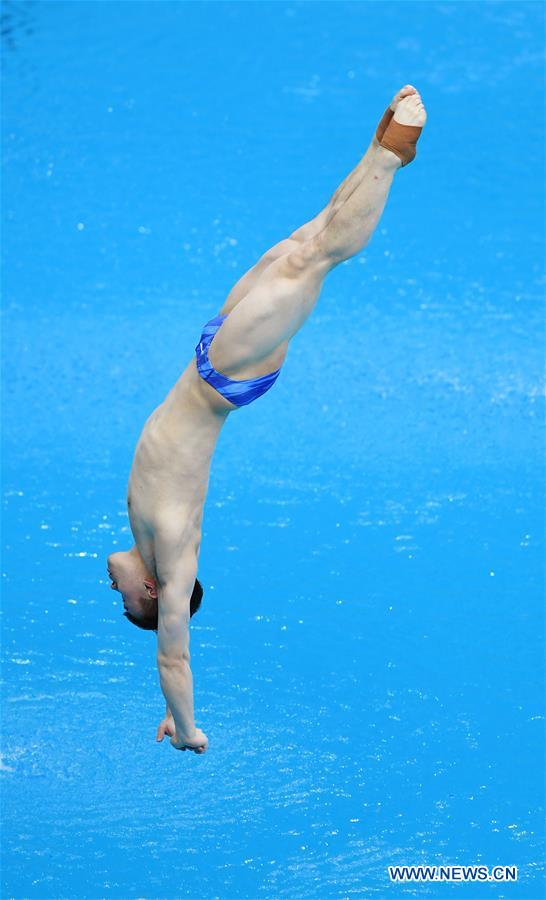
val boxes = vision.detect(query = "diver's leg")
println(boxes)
[220,237,300,314]
[288,84,418,242]
[210,93,426,374]
[315,93,425,261]
[220,85,418,313]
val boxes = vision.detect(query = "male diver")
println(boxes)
[107,86,427,754]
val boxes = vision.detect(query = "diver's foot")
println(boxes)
[392,91,427,127]
[390,84,418,112]
[378,92,427,168]
[374,85,418,145]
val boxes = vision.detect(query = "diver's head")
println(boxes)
[106,547,203,631]
[107,547,157,628]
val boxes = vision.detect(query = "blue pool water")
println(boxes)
[2,2,544,898]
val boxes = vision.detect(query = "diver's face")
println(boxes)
[107,551,148,618]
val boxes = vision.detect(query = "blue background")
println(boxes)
[2,1,544,897]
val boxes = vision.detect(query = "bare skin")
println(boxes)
[107,86,427,754]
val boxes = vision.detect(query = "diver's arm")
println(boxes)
[154,529,207,751]
[157,659,197,743]
[156,579,198,743]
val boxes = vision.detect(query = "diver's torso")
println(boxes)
[126,359,231,574]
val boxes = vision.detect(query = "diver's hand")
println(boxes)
[170,727,208,754]
[156,714,176,742]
